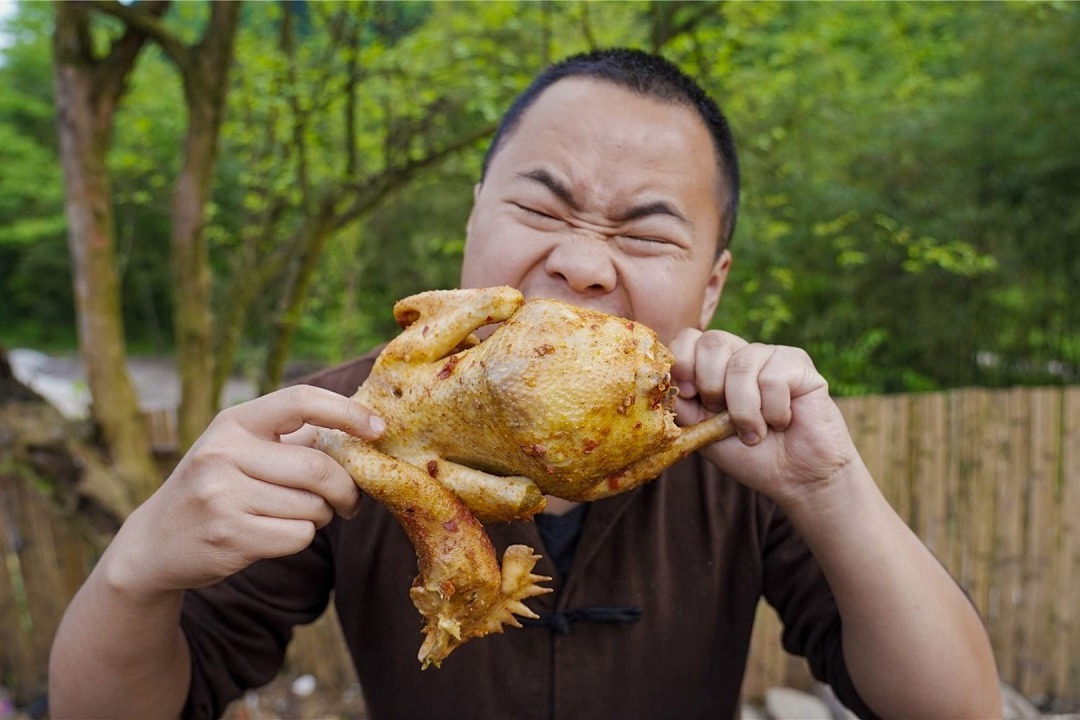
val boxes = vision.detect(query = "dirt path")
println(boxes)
[8,348,256,418]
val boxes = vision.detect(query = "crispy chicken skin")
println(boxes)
[317,286,733,666]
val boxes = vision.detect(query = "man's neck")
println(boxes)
[542,496,581,516]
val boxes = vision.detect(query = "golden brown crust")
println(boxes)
[317,286,734,665]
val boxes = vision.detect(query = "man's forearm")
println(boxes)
[48,546,191,719]
[784,457,1001,718]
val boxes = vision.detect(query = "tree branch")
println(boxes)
[85,0,187,68]
[335,121,496,231]
[649,0,722,53]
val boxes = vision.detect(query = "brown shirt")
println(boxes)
[181,352,874,719]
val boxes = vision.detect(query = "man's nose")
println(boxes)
[543,235,617,294]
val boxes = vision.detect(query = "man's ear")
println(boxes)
[698,248,732,330]
[464,183,483,239]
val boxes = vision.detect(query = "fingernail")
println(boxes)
[740,431,760,446]
[369,415,386,435]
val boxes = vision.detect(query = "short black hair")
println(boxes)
[481,48,740,252]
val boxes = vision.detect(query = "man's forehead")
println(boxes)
[496,79,704,169]
[513,76,648,129]
[492,79,635,162]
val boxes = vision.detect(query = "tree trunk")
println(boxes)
[1,349,132,704]
[212,207,289,406]
[260,202,337,394]
[171,2,242,448]
[52,3,161,506]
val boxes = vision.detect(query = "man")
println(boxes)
[49,49,1000,719]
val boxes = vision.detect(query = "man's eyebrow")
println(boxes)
[516,168,580,210]
[614,200,689,226]
[516,168,689,226]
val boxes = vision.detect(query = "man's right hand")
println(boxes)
[108,384,385,597]
[49,385,384,719]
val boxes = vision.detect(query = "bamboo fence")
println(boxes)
[741,386,1080,702]
[2,386,1079,707]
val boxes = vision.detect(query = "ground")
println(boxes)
[7,348,257,419]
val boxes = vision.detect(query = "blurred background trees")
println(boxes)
[3,2,1078,704]
[2,0,1078,402]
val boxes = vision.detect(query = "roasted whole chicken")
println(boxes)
[317,286,734,667]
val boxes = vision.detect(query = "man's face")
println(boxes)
[461,77,732,344]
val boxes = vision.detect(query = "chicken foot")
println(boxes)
[318,431,551,668]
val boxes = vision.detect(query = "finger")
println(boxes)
[757,348,798,432]
[231,515,319,564]
[758,346,828,431]
[693,330,747,412]
[281,424,318,447]
[237,478,337,529]
[669,329,746,398]
[668,328,704,399]
[227,385,385,441]
[723,343,776,445]
[757,369,793,432]
[235,440,362,519]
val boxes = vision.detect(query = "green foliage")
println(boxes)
[689,1,1080,391]
[0,3,72,347]
[1,0,1078,393]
